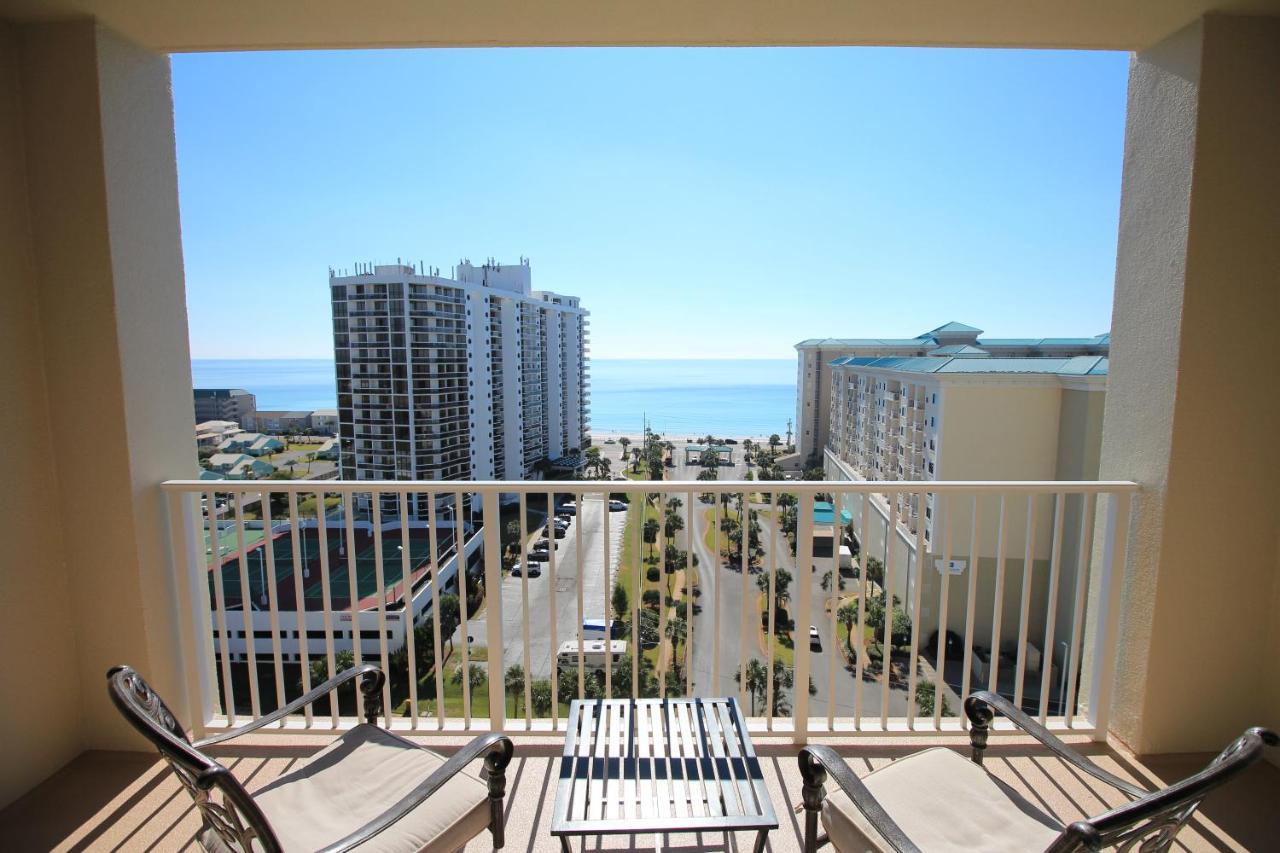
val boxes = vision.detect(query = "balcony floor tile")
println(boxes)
[2,734,1275,851]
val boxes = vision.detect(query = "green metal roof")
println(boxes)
[927,321,984,335]
[814,501,853,526]
[829,355,1108,377]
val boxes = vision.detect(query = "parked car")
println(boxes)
[551,526,567,539]
[608,500,627,511]
[557,504,577,517]
[526,550,550,563]
[553,517,570,529]
[534,538,553,551]
[724,438,738,445]
[604,438,616,444]
[511,563,541,578]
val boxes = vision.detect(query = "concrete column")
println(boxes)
[14,20,193,758]
[1095,14,1280,754]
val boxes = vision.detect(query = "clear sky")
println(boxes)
[173,47,1129,360]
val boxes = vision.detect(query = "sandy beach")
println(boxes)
[588,429,787,447]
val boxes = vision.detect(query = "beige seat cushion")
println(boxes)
[822,747,1062,853]
[251,724,491,852]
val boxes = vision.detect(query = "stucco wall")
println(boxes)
[0,22,84,810]
[1098,15,1280,755]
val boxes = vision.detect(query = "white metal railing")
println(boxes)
[162,478,1136,743]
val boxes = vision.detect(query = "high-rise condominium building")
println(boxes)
[193,388,257,427]
[794,322,1109,460]
[810,332,1110,674]
[330,259,589,497]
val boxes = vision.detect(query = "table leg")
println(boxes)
[753,829,770,853]
[559,836,573,853]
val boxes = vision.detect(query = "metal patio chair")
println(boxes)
[798,690,1275,853]
[108,664,513,852]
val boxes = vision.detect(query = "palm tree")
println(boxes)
[504,664,525,715]
[837,602,859,658]
[452,663,486,695]
[734,658,770,715]
[642,517,661,557]
[665,616,687,681]
[619,436,631,459]
[768,433,782,453]
[663,510,684,540]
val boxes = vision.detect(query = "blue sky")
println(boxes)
[173,47,1129,360]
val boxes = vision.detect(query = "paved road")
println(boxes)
[472,495,626,679]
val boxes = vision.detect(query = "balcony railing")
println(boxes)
[162,477,1136,744]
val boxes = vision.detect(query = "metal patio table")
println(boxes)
[551,697,777,852]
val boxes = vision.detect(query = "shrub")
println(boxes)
[646,567,661,583]
[642,589,661,608]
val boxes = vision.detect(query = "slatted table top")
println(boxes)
[551,697,778,838]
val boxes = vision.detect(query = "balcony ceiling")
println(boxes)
[4,0,1280,52]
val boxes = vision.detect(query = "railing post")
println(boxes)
[482,490,506,731]
[793,491,815,743]
[166,489,216,738]
[1086,491,1132,741]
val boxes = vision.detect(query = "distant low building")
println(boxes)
[314,437,339,460]
[244,410,312,433]
[217,432,284,456]
[195,420,242,447]
[206,453,274,479]
[194,388,256,427]
[310,408,338,435]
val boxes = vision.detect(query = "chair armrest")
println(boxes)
[799,745,922,853]
[318,732,514,853]
[194,665,385,748]
[964,690,1146,798]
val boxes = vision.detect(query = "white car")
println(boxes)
[608,500,627,511]
[809,625,821,645]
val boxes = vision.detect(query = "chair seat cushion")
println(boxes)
[822,747,1063,853]
[251,724,490,852]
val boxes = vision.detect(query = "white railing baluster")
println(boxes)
[547,490,559,725]
[1064,493,1096,726]
[1038,493,1066,723]
[739,489,750,712]
[455,491,473,728]
[685,490,694,697]
[712,495,721,693]
[481,490,505,731]
[934,494,954,729]
[766,490,777,730]
[988,495,1009,694]
[603,488,612,700]
[343,493,363,721]
[576,490,586,699]
[206,489,236,725]
[400,493,418,730]
[313,491,337,728]
[658,491,668,701]
[259,490,286,722]
[879,499,897,729]
[371,493,391,727]
[906,490,927,729]
[167,490,210,737]
[959,494,981,728]
[425,494,443,730]
[632,490,640,700]
[828,491,840,729]
[233,490,262,718]
[286,493,312,727]
[853,489,868,728]
[1014,495,1039,710]
[793,491,815,741]
[518,492,532,728]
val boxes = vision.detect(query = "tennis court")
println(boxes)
[209,527,457,611]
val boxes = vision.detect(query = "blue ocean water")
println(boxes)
[191,358,797,437]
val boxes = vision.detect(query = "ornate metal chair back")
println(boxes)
[1048,727,1278,852]
[106,665,282,852]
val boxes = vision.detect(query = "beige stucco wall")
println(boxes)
[0,22,83,810]
[0,20,194,806]
[1098,14,1280,755]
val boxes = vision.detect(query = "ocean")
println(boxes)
[191,358,797,437]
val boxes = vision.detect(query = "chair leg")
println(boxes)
[484,738,514,849]
[799,751,827,853]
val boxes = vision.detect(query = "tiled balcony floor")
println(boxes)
[2,733,1276,852]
